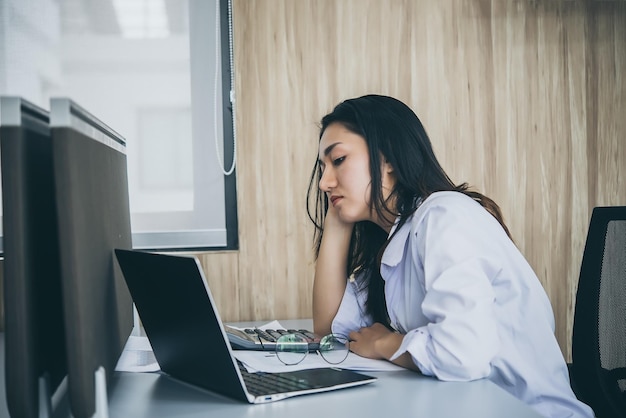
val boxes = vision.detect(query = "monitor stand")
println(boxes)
[37,373,71,418]
[38,375,53,418]
[93,367,110,418]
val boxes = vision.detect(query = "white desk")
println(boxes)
[0,320,544,418]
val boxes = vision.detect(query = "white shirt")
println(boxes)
[331,191,594,418]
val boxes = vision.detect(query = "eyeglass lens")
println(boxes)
[318,334,349,364]
[275,334,309,365]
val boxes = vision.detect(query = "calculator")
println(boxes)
[224,325,321,351]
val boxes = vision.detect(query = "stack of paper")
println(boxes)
[233,350,405,373]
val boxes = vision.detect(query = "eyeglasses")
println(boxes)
[274,333,350,365]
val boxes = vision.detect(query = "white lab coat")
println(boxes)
[331,191,594,418]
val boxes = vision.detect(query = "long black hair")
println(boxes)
[307,94,511,327]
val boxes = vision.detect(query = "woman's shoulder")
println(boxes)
[407,191,494,233]
[418,191,481,213]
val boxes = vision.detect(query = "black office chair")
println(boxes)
[570,206,626,418]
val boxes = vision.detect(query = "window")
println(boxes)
[0,0,237,251]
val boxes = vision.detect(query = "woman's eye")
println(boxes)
[333,156,346,166]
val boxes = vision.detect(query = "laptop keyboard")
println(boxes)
[238,361,319,396]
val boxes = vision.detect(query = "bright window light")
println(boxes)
[112,0,170,39]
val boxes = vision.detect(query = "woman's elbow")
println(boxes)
[434,359,492,381]
[428,344,495,381]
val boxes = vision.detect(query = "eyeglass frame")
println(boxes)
[273,332,350,366]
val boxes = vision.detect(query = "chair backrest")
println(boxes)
[572,206,626,418]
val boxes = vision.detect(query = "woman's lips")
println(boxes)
[330,196,342,206]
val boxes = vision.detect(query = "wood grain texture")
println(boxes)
[190,0,625,361]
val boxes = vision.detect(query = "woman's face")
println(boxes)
[318,123,396,230]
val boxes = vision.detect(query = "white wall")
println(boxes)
[0,0,228,247]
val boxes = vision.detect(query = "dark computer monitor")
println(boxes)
[0,96,68,418]
[49,98,133,418]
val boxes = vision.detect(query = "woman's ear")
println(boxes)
[382,158,394,175]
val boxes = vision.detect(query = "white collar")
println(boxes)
[379,196,424,268]
[380,214,412,268]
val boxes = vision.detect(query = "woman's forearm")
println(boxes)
[312,210,353,336]
[349,324,421,372]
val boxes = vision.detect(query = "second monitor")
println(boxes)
[50,98,134,418]
[1,96,67,418]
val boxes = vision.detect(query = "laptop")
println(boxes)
[114,249,376,403]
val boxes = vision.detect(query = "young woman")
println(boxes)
[308,95,593,418]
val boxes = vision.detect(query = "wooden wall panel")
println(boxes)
[197,251,241,321]
[192,0,626,361]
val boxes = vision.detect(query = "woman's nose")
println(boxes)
[318,167,335,192]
